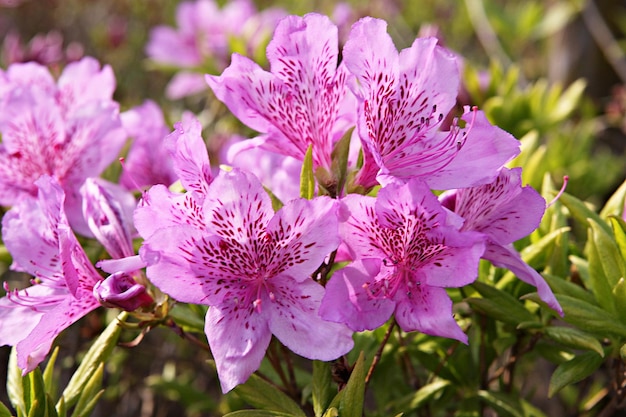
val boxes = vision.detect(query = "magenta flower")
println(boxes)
[0,57,125,235]
[120,100,177,190]
[440,167,563,315]
[136,168,354,392]
[320,179,485,342]
[343,17,519,189]
[0,176,101,372]
[206,13,356,171]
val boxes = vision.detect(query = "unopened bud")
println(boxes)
[93,272,153,311]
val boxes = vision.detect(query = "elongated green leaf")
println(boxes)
[533,294,626,337]
[321,408,339,417]
[558,192,609,233]
[312,361,333,417]
[70,390,103,417]
[71,363,103,417]
[27,369,45,417]
[590,219,626,284]
[610,216,626,264]
[300,145,314,200]
[468,281,537,325]
[543,327,604,357]
[45,394,58,417]
[600,179,626,219]
[7,349,25,417]
[613,278,626,322]
[224,411,297,417]
[0,402,12,417]
[232,373,306,417]
[42,347,59,397]
[390,379,450,413]
[549,352,603,397]
[60,312,126,409]
[338,352,366,417]
[541,273,596,305]
[329,128,352,197]
[477,390,524,417]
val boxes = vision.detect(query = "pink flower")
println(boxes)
[343,17,519,189]
[136,167,353,392]
[320,179,485,342]
[0,177,101,372]
[120,100,177,190]
[440,167,563,315]
[146,0,285,99]
[0,57,125,235]
[206,13,356,171]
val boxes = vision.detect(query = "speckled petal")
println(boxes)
[205,302,271,393]
[394,285,467,343]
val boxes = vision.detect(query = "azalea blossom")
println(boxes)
[120,100,177,190]
[320,179,485,342]
[206,13,356,171]
[0,176,101,372]
[439,167,563,315]
[136,167,354,392]
[0,57,125,235]
[146,0,285,99]
[343,17,519,189]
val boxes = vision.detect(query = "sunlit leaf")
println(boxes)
[232,373,306,417]
[549,352,603,397]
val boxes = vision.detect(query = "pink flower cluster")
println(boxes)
[0,8,562,394]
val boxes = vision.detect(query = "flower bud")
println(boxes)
[93,272,153,311]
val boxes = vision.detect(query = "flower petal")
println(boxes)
[483,243,563,316]
[267,275,354,360]
[394,285,468,343]
[205,302,271,393]
[320,259,394,331]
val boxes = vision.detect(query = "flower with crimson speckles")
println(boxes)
[206,13,356,171]
[0,176,101,373]
[135,167,354,392]
[440,167,563,315]
[0,57,125,235]
[320,179,485,342]
[343,17,520,189]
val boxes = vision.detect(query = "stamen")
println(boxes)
[547,175,569,208]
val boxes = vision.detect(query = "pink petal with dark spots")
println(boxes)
[205,302,271,393]
[268,275,353,360]
[394,285,468,343]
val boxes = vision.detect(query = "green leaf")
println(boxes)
[590,219,626,283]
[612,278,626,322]
[26,369,46,417]
[70,391,104,417]
[549,79,586,123]
[541,273,596,305]
[476,390,524,417]
[224,412,298,417]
[549,351,603,397]
[610,216,626,263]
[232,373,306,417]
[45,394,58,417]
[71,363,104,417]
[329,128,352,197]
[0,402,12,417]
[543,326,604,357]
[321,408,339,417]
[467,281,537,325]
[600,178,626,219]
[540,294,626,337]
[42,347,59,396]
[558,192,609,234]
[300,145,314,200]
[337,352,366,417]
[311,361,333,417]
[8,349,25,417]
[55,397,65,417]
[60,312,126,409]
[390,379,450,413]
